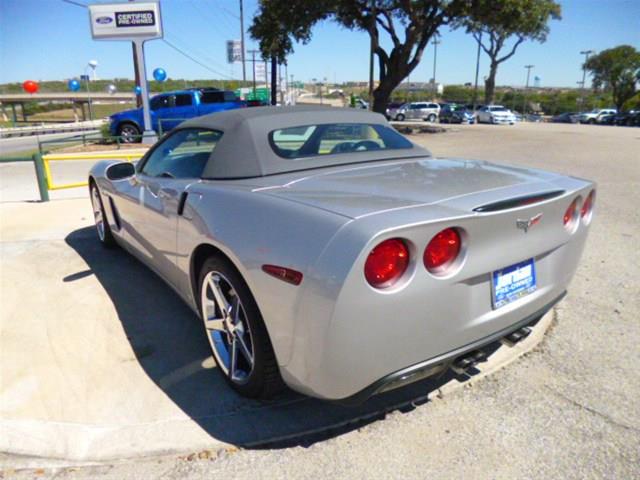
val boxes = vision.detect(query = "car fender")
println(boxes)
[175,183,351,367]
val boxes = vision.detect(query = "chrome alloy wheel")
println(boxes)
[91,186,105,241]
[201,271,255,383]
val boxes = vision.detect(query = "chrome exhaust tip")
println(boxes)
[501,326,532,347]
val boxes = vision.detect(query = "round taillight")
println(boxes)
[563,197,580,232]
[424,228,461,274]
[364,238,410,289]
[581,190,595,224]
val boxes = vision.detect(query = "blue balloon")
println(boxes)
[153,68,167,82]
[134,85,142,95]
[68,79,81,92]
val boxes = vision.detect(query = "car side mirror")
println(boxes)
[106,161,136,181]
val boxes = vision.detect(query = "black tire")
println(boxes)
[198,256,284,399]
[427,113,437,123]
[395,113,405,121]
[117,123,141,143]
[90,182,115,248]
[588,118,596,125]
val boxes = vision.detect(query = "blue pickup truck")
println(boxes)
[109,88,246,142]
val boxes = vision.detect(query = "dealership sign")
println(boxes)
[88,2,163,40]
[227,40,242,64]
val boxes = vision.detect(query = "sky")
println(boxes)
[0,0,639,88]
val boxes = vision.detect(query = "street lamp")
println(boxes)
[431,32,441,96]
[522,64,534,116]
[84,60,98,121]
[579,50,593,111]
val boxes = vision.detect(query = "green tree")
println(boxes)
[585,45,640,111]
[462,0,560,105]
[249,0,470,114]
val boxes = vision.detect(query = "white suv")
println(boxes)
[476,105,516,125]
[579,109,617,124]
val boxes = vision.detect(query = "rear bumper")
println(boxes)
[337,291,564,405]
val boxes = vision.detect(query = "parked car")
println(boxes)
[597,112,617,125]
[246,99,269,107]
[109,88,246,142]
[388,102,440,122]
[476,105,517,125]
[613,110,639,126]
[385,102,403,119]
[89,106,595,402]
[552,112,580,123]
[578,108,617,124]
[439,104,475,124]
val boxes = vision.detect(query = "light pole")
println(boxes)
[239,0,246,83]
[472,32,482,112]
[522,64,534,116]
[432,33,440,96]
[84,60,98,121]
[579,50,593,111]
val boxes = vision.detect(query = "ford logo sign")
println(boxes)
[96,16,113,24]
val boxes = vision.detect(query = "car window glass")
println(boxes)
[175,94,192,107]
[200,91,225,103]
[270,123,413,159]
[141,128,222,179]
[150,95,175,110]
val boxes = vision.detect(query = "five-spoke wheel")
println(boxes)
[90,183,115,247]
[198,256,284,398]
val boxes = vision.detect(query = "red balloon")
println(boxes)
[23,80,39,94]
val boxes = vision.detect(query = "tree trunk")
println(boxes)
[371,68,411,115]
[484,61,498,105]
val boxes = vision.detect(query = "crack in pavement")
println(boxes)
[544,385,640,433]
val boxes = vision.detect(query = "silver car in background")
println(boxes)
[388,102,441,122]
[89,107,594,403]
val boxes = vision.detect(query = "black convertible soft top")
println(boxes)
[178,106,431,179]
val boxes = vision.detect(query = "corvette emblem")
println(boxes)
[516,213,543,233]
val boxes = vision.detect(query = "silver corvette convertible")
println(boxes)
[89,106,595,403]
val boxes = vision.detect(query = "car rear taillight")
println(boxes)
[364,238,409,289]
[563,197,580,232]
[424,228,461,274]
[581,190,595,224]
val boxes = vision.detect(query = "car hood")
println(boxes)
[256,158,564,219]
[110,107,141,119]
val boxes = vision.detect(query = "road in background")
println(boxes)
[2,122,639,479]
[0,130,99,156]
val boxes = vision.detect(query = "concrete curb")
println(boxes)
[0,310,555,470]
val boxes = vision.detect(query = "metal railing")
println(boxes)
[28,132,148,201]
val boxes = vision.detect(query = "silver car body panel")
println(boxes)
[90,109,594,401]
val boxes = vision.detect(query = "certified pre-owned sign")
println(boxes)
[115,11,155,27]
[89,2,162,40]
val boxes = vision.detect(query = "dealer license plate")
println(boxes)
[492,259,537,309]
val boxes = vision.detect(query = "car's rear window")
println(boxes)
[269,123,413,159]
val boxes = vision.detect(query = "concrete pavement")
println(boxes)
[1,122,638,479]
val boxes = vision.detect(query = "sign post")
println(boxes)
[88,2,163,143]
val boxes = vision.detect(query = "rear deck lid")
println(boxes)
[258,158,564,218]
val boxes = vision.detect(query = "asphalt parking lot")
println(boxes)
[1,122,638,479]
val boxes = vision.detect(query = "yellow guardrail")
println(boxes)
[42,151,146,191]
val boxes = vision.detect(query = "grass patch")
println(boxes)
[28,103,135,121]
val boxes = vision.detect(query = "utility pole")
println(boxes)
[523,64,534,116]
[271,56,277,105]
[432,33,440,97]
[579,50,593,111]
[248,49,259,97]
[472,32,482,112]
[239,0,246,82]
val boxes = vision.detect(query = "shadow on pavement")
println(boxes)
[65,226,466,449]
